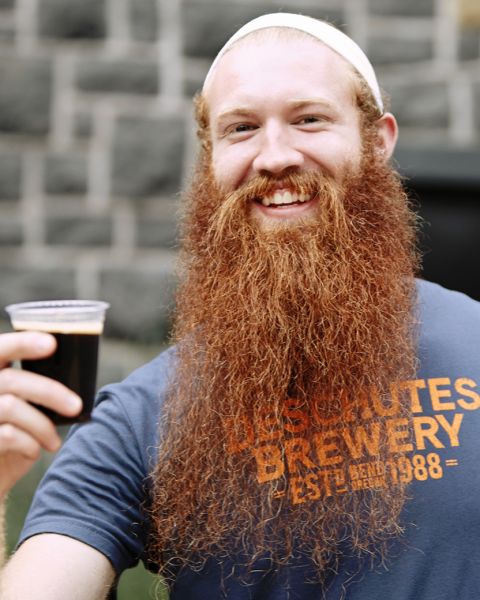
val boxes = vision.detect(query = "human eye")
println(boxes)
[297,115,320,124]
[227,122,257,134]
[294,114,330,128]
[233,123,257,132]
[221,122,258,141]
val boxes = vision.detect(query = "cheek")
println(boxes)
[212,162,234,193]
[343,131,364,168]
[312,138,363,179]
[212,147,252,192]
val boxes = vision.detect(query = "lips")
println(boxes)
[258,190,313,207]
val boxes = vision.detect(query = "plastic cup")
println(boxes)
[5,300,109,425]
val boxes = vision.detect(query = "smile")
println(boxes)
[257,190,313,207]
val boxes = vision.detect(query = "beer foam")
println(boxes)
[12,320,104,334]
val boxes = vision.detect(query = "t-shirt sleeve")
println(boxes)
[17,349,173,575]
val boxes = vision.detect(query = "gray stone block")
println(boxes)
[112,116,185,198]
[38,0,106,39]
[475,83,480,133]
[0,267,76,308]
[136,217,178,249]
[389,82,449,128]
[75,60,158,95]
[74,112,93,139]
[183,62,208,98]
[0,216,21,245]
[182,1,271,58]
[369,0,434,17]
[0,154,21,201]
[369,36,433,65]
[0,58,51,135]
[182,0,343,58]
[44,153,87,195]
[0,20,14,43]
[45,216,112,245]
[284,3,344,27]
[129,0,159,43]
[460,29,480,60]
[99,267,176,342]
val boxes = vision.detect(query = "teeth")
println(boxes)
[260,190,311,207]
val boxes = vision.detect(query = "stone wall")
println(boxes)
[0,0,479,355]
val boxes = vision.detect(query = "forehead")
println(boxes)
[204,32,359,118]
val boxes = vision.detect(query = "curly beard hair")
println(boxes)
[149,134,420,586]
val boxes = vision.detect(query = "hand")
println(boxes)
[0,332,82,497]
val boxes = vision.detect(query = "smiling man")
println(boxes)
[1,12,480,600]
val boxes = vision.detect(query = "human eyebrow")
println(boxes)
[214,108,257,128]
[288,99,338,113]
[216,107,257,120]
[213,108,259,138]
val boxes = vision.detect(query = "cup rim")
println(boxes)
[5,299,110,319]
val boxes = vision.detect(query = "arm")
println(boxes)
[0,331,82,571]
[0,341,163,591]
[0,534,115,599]
[0,330,113,596]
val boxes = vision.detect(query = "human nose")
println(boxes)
[252,122,304,175]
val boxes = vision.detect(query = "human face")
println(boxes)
[205,34,365,228]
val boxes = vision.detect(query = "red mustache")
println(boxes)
[228,171,339,205]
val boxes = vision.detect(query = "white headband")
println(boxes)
[203,13,383,113]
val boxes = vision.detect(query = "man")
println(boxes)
[1,12,480,599]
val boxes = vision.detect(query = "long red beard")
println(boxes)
[150,143,420,581]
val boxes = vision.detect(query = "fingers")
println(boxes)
[0,424,42,460]
[0,425,46,498]
[0,368,82,418]
[0,332,82,417]
[0,331,77,496]
[0,394,61,453]
[0,331,56,368]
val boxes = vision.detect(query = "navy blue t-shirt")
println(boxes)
[19,280,480,599]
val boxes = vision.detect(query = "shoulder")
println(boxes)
[417,279,480,320]
[96,345,177,412]
[416,279,480,375]
[417,278,480,338]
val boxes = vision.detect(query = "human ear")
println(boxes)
[374,112,398,161]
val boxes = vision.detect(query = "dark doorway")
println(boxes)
[396,148,480,301]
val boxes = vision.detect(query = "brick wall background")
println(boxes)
[0,0,479,378]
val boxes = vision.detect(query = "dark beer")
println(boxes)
[6,299,109,426]
[16,323,102,425]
